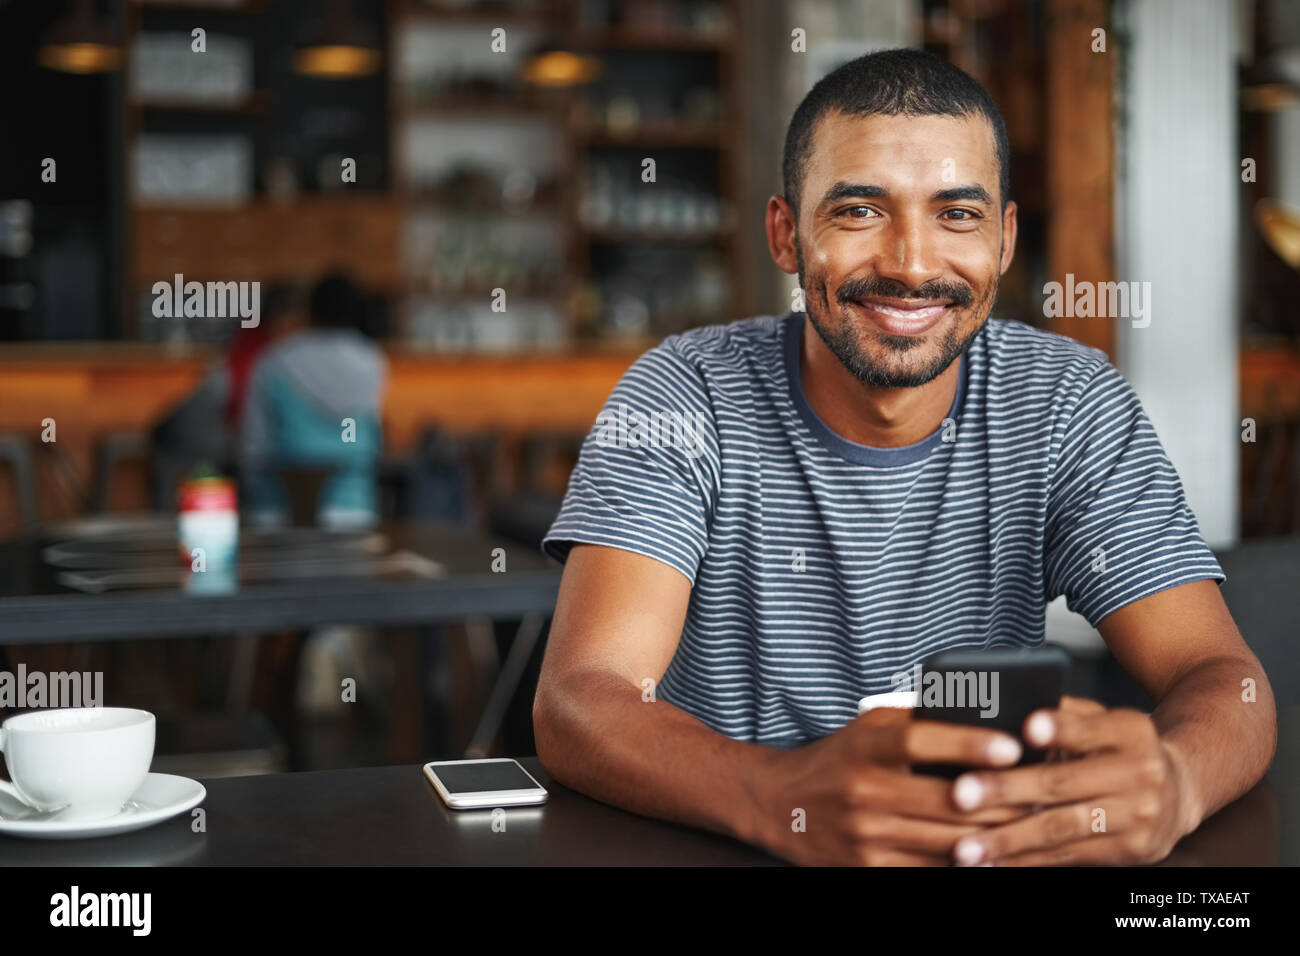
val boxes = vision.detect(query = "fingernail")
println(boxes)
[989,735,1021,763]
[953,775,985,809]
[1026,713,1055,746]
[954,839,985,865]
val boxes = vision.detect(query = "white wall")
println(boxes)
[1118,0,1240,548]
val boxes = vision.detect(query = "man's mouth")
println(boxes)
[849,296,953,336]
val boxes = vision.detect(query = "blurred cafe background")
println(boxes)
[0,0,1297,776]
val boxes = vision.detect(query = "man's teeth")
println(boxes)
[858,301,946,318]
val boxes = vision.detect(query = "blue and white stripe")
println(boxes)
[543,312,1223,746]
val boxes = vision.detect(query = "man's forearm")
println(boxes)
[533,669,781,846]
[1152,654,1277,835]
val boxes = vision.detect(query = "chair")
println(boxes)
[0,434,40,536]
[151,711,286,779]
[380,426,480,525]
[486,431,585,550]
[91,431,153,513]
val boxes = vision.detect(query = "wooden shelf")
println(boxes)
[407,198,562,217]
[130,92,270,115]
[132,0,265,12]
[573,28,730,52]
[408,287,564,301]
[581,225,727,244]
[400,96,560,119]
[131,192,391,211]
[388,0,749,346]
[573,122,725,148]
[130,200,403,294]
[401,2,563,26]
[1241,344,1300,419]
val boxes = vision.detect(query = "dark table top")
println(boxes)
[0,757,781,866]
[0,533,1294,863]
[0,522,561,642]
[1,701,1295,867]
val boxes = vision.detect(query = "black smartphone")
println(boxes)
[912,646,1071,778]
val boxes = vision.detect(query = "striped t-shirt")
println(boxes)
[542,312,1224,746]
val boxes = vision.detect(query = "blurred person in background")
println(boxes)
[239,272,387,529]
[152,282,308,501]
[224,283,309,427]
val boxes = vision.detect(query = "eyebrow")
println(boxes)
[933,185,993,205]
[818,181,994,207]
[819,182,887,205]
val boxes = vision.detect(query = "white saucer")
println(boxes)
[0,773,206,840]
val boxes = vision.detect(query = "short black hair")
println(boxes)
[261,281,307,324]
[308,272,368,331]
[781,48,1011,221]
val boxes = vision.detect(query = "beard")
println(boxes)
[796,239,993,389]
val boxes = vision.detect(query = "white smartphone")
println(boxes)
[423,758,549,810]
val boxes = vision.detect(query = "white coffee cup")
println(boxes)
[0,707,155,821]
[857,691,920,714]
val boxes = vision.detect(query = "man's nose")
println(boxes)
[871,216,944,292]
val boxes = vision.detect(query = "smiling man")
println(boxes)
[532,49,1275,866]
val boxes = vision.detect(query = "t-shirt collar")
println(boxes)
[783,310,971,466]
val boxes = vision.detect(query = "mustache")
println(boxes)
[837,276,975,308]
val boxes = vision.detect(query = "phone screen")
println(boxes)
[913,647,1070,778]
[430,761,539,794]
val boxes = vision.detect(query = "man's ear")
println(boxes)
[999,200,1019,276]
[766,195,800,275]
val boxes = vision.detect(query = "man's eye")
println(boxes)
[944,208,980,221]
[841,205,878,219]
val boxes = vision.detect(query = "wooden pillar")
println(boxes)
[1045,0,1117,358]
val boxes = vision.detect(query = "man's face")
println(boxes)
[774,111,1017,388]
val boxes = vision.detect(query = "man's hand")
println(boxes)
[946,696,1199,865]
[755,707,1033,866]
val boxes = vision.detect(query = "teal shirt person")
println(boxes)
[239,327,386,529]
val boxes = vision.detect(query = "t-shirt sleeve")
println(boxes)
[1043,362,1224,627]
[542,345,720,584]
